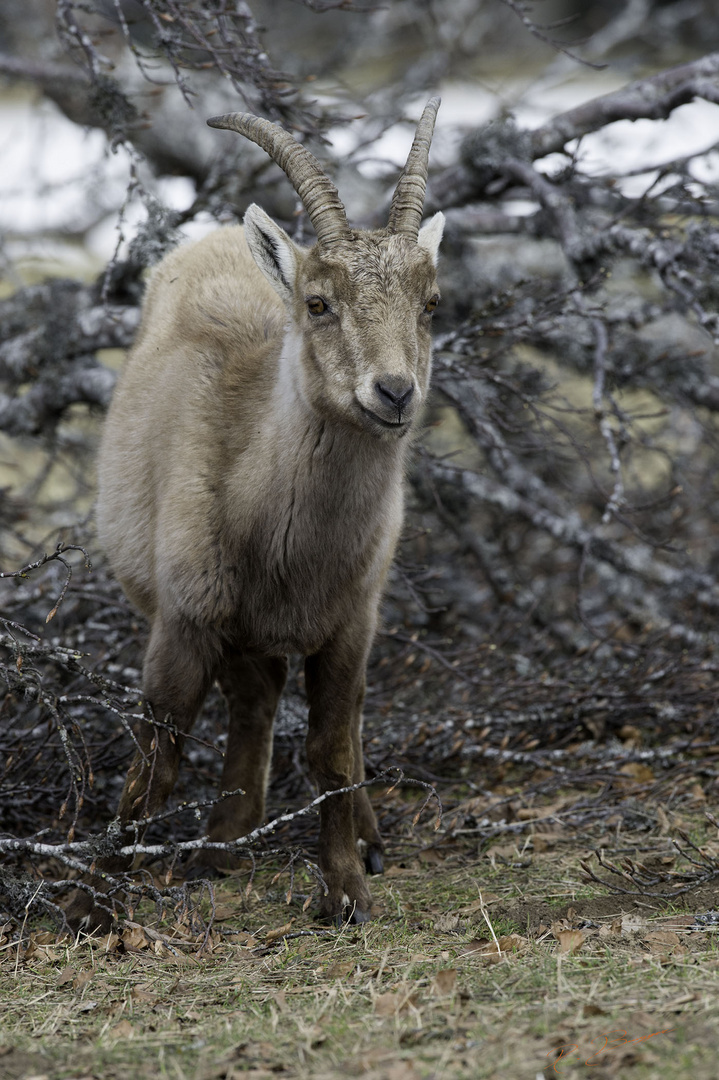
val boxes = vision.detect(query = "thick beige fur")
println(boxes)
[79,206,443,927]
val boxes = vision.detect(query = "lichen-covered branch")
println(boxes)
[529,50,719,158]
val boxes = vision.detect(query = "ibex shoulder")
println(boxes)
[136,225,285,375]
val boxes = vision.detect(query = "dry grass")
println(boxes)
[4,806,719,1080]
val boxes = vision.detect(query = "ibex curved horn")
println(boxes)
[207,113,353,247]
[387,97,440,241]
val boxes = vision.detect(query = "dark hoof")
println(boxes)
[364,844,384,876]
[325,892,374,926]
[330,903,372,927]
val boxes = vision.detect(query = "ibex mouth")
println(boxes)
[358,403,409,431]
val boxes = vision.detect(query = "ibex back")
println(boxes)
[74,100,444,927]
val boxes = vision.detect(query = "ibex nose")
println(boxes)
[374,376,415,413]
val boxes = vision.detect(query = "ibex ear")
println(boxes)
[417,211,445,266]
[244,203,301,304]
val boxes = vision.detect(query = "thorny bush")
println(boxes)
[3,2,719,933]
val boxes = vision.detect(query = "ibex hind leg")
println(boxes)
[191,651,287,873]
[65,617,216,933]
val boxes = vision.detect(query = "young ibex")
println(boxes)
[73,100,444,927]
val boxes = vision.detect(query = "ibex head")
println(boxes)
[207,100,444,438]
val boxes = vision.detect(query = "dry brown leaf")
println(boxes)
[598,918,623,939]
[554,928,586,954]
[33,931,58,945]
[57,965,76,986]
[645,930,682,948]
[325,960,354,980]
[231,932,258,947]
[212,904,239,921]
[532,834,558,852]
[485,842,519,861]
[418,848,444,865]
[73,969,93,991]
[645,930,686,959]
[374,992,401,1016]
[386,1064,422,1080]
[431,968,457,995]
[109,1019,135,1039]
[460,934,526,962]
[374,990,418,1016]
[91,931,120,954]
[497,933,527,954]
[122,926,150,951]
[23,938,62,965]
[265,921,294,943]
[619,763,654,783]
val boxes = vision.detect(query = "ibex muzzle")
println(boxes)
[374,375,415,421]
[67,100,444,930]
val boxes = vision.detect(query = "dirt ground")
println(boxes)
[3,763,719,1080]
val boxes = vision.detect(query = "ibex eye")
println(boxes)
[307,296,328,316]
[424,295,439,314]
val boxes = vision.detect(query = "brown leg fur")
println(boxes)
[305,621,379,924]
[65,617,217,932]
[198,651,287,869]
[350,695,385,876]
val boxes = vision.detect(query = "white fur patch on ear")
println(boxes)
[417,211,445,266]
[243,203,300,304]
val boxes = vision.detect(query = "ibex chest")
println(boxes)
[199,433,403,655]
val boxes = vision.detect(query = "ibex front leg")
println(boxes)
[199,651,287,869]
[119,616,217,824]
[305,619,382,924]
